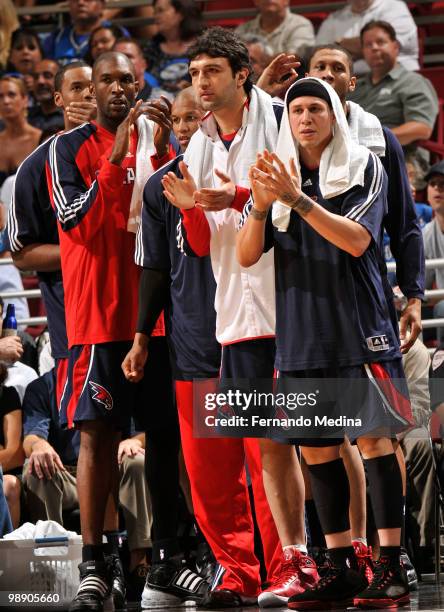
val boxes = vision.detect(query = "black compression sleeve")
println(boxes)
[136,267,169,336]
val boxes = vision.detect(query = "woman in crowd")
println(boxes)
[85,24,128,65]
[0,361,24,528]
[144,0,203,94]
[0,0,19,70]
[0,76,41,188]
[7,28,43,94]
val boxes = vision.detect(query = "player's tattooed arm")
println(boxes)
[280,192,314,217]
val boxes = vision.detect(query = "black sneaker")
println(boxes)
[309,547,330,578]
[105,553,126,609]
[141,554,209,608]
[287,564,367,610]
[400,548,418,591]
[203,588,257,608]
[353,555,410,609]
[195,542,217,584]
[69,560,111,612]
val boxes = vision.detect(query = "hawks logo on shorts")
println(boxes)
[89,381,113,411]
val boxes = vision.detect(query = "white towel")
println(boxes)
[272,78,370,232]
[347,101,385,156]
[127,115,156,233]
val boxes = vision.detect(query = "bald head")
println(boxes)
[171,86,204,152]
[92,51,139,132]
[92,51,135,82]
[173,86,200,110]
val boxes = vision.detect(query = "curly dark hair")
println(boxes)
[187,27,254,94]
[153,0,204,41]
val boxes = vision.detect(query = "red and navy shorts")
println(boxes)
[277,359,414,447]
[59,337,176,431]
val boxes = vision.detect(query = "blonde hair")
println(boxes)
[0,0,19,69]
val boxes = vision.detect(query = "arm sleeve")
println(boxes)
[22,378,50,440]
[136,268,170,335]
[342,153,387,244]
[381,129,425,299]
[47,134,126,244]
[179,207,211,257]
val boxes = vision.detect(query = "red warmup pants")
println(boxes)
[176,380,281,597]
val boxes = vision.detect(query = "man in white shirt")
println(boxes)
[316,0,419,74]
[235,0,314,57]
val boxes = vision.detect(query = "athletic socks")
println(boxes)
[152,538,182,564]
[82,544,105,563]
[104,531,121,556]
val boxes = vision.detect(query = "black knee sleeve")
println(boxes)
[308,459,350,535]
[364,454,403,530]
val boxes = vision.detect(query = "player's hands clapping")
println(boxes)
[142,96,173,158]
[162,161,197,210]
[0,335,23,364]
[256,53,300,99]
[250,150,300,206]
[194,169,236,211]
[109,99,143,166]
[65,101,97,126]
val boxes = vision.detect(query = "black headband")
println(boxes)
[286,80,332,110]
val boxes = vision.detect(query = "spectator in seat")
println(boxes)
[28,59,64,133]
[348,21,438,148]
[316,0,419,75]
[0,361,24,529]
[7,28,43,96]
[85,24,128,64]
[143,0,204,94]
[239,33,273,83]
[0,467,13,536]
[22,369,153,585]
[424,160,444,343]
[400,338,436,574]
[0,0,19,71]
[42,0,128,64]
[113,38,167,101]
[235,0,314,58]
[0,76,41,188]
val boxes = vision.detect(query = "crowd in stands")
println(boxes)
[0,0,443,609]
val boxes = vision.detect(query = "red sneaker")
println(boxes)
[353,541,374,585]
[258,549,319,608]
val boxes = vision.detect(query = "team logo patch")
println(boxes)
[366,335,389,352]
[89,381,113,410]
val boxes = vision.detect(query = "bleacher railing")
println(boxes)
[2,257,444,328]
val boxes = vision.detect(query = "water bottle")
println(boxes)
[2,303,17,337]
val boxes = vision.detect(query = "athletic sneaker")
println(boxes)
[105,553,126,609]
[353,555,410,608]
[353,541,373,584]
[203,588,257,608]
[258,549,319,608]
[69,560,111,612]
[287,563,367,610]
[400,548,418,591]
[141,554,209,609]
[195,542,217,584]
[309,547,330,578]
